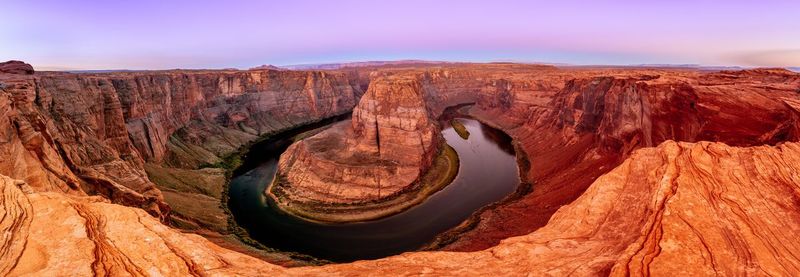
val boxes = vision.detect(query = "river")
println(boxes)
[227,116,520,262]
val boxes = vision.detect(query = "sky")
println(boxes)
[1,0,799,70]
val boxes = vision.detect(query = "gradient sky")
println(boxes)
[2,0,799,70]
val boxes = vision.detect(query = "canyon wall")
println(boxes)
[276,75,442,205]
[272,66,553,207]
[308,140,800,276]
[4,139,800,275]
[452,67,800,250]
[3,62,800,275]
[0,65,363,219]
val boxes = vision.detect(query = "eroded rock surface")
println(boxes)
[450,67,800,250]
[4,139,800,275]
[276,75,442,205]
[304,140,800,276]
[0,67,362,220]
[3,62,800,275]
[0,174,285,276]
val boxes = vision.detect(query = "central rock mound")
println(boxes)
[273,75,456,221]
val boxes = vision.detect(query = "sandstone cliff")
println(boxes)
[452,67,800,250]
[3,61,800,275]
[272,65,557,209]
[4,139,800,275]
[275,75,442,208]
[0,174,285,276]
[308,140,800,276]
[0,63,362,220]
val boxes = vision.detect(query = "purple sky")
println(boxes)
[2,0,799,70]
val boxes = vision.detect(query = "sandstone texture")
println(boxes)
[447,67,800,251]
[3,61,800,275]
[303,140,800,276]
[276,75,441,206]
[0,174,285,276]
[272,66,518,208]
[0,65,362,222]
[4,139,800,275]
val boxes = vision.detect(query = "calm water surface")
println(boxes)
[228,117,519,262]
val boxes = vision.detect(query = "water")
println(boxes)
[227,117,520,262]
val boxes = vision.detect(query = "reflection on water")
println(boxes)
[228,117,520,262]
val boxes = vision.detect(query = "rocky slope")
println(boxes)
[0,62,363,226]
[4,139,800,275]
[2,61,800,275]
[306,140,800,276]
[449,67,800,250]
[0,174,285,276]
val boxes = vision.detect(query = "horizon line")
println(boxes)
[22,59,799,72]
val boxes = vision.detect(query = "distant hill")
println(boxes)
[789,67,800,72]
[249,64,288,71]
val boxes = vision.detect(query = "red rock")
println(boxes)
[1,66,363,219]
[276,75,441,206]
[0,60,34,75]
[4,139,800,275]
[3,62,800,275]
[451,67,800,250]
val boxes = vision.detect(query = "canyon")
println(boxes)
[272,74,457,222]
[2,60,800,275]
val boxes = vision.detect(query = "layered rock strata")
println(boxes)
[271,66,545,211]
[450,67,800,250]
[0,174,285,276]
[307,140,800,276]
[4,139,800,275]
[275,75,443,213]
[3,61,800,275]
[0,62,362,221]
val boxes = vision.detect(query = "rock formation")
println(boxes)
[2,60,800,275]
[0,60,34,75]
[272,66,542,211]
[4,139,800,275]
[450,67,800,250]
[274,75,444,217]
[0,174,286,276]
[0,62,363,221]
[306,140,800,276]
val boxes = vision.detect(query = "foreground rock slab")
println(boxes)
[3,140,800,275]
[0,174,285,276]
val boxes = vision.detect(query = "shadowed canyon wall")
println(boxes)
[0,66,363,219]
[2,61,800,275]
